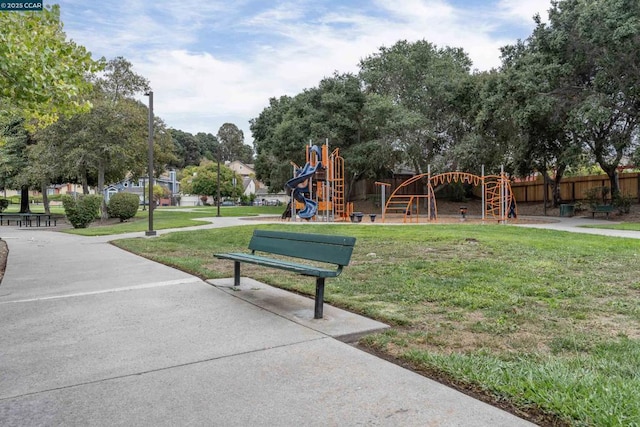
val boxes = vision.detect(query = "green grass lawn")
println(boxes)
[63,205,284,236]
[112,223,640,426]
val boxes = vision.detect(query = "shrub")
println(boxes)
[573,201,587,213]
[445,182,467,203]
[584,186,610,207]
[107,192,140,222]
[61,194,102,228]
[0,199,8,212]
[613,192,633,214]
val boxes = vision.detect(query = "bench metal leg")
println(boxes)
[234,261,240,286]
[314,277,325,319]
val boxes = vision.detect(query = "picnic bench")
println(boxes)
[590,205,614,219]
[0,213,57,227]
[214,229,356,319]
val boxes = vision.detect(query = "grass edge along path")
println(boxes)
[63,206,284,236]
[112,223,640,426]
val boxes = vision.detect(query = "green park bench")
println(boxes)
[590,205,614,218]
[215,229,356,319]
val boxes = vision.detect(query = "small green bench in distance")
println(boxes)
[215,229,356,319]
[590,204,614,218]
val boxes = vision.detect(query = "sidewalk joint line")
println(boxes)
[0,277,202,304]
[0,337,328,402]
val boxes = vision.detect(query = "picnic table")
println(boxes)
[0,213,57,227]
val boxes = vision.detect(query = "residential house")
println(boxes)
[104,170,179,205]
[225,160,268,197]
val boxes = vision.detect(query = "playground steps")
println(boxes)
[330,150,347,220]
[385,196,412,208]
[385,195,417,223]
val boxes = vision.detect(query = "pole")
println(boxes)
[216,148,221,217]
[232,176,237,204]
[291,162,297,221]
[427,164,431,221]
[481,165,485,221]
[145,91,156,236]
[142,177,146,211]
[501,165,505,223]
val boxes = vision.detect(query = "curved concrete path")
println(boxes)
[7,214,624,426]
[515,214,640,239]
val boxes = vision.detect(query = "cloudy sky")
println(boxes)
[56,0,552,144]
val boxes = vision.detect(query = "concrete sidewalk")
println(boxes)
[515,214,640,239]
[0,221,535,426]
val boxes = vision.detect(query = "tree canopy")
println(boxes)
[249,0,640,205]
[179,162,240,200]
[33,57,176,218]
[217,123,253,164]
[0,5,103,128]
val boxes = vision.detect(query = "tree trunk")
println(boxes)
[541,172,553,209]
[98,160,108,220]
[81,166,89,195]
[346,172,359,201]
[604,167,619,198]
[19,185,30,213]
[41,182,50,214]
[594,146,621,198]
[551,164,567,207]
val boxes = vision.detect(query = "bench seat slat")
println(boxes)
[215,252,341,277]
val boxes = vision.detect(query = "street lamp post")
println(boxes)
[216,147,221,217]
[145,91,156,236]
[232,176,237,203]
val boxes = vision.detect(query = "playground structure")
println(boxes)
[285,142,351,221]
[380,167,517,223]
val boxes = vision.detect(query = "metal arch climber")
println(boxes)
[382,170,517,223]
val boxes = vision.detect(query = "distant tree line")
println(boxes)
[170,123,253,170]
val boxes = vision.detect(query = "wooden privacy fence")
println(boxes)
[355,173,640,204]
[510,173,640,203]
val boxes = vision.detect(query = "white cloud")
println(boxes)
[60,0,554,143]
[497,0,551,23]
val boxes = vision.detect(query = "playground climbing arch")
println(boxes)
[382,170,517,223]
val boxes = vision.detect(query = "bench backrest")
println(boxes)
[249,230,356,266]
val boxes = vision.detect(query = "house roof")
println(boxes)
[226,160,255,177]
